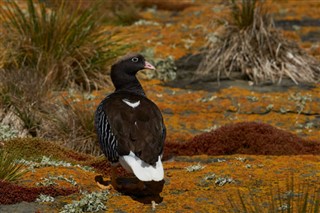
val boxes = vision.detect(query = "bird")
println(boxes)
[94,53,166,187]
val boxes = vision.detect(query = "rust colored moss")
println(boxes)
[89,158,127,177]
[164,122,320,158]
[0,181,77,205]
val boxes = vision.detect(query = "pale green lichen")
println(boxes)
[202,125,220,132]
[185,163,205,172]
[246,96,259,102]
[60,190,109,213]
[289,93,312,114]
[197,95,217,103]
[200,173,234,187]
[36,175,77,186]
[245,164,252,169]
[16,156,93,172]
[235,157,247,162]
[0,124,18,141]
[266,104,274,111]
[215,177,234,186]
[36,194,55,203]
[204,173,216,180]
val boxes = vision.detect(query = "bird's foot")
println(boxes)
[95,175,114,190]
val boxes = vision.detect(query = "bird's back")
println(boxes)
[95,91,165,165]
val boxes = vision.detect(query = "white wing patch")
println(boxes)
[119,151,164,182]
[122,99,140,108]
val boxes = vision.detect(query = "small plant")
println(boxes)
[60,190,110,213]
[0,148,26,181]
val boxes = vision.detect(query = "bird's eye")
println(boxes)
[131,57,139,63]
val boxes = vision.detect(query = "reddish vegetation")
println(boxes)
[89,159,127,177]
[0,181,77,205]
[164,122,320,159]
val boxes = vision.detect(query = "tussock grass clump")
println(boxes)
[0,0,123,90]
[196,0,320,85]
[0,148,26,182]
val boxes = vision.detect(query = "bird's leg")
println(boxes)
[95,166,119,190]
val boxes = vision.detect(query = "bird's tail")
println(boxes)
[119,151,164,182]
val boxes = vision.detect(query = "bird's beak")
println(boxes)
[144,61,156,70]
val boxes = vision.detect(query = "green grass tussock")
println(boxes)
[0,146,26,182]
[0,0,124,90]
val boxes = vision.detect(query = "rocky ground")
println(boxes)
[1,0,320,212]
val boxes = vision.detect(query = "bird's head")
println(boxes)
[110,53,155,94]
[111,53,155,77]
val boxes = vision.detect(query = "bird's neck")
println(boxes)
[113,75,146,96]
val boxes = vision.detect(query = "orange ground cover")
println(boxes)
[1,0,320,212]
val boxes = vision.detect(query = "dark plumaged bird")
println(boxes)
[95,53,166,184]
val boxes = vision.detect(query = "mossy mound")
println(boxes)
[3,138,95,163]
[164,122,320,158]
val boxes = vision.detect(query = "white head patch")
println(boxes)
[122,99,140,108]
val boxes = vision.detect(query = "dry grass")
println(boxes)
[0,67,47,136]
[196,0,320,85]
[42,96,100,156]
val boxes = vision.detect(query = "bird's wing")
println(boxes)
[95,98,119,163]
